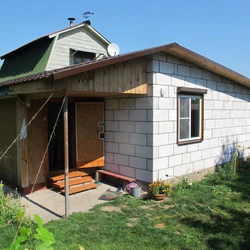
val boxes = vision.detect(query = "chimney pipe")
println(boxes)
[68,17,76,27]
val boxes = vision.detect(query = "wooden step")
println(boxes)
[61,183,98,195]
[50,171,88,182]
[53,176,93,189]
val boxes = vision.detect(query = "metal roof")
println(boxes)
[0,21,110,60]
[1,43,250,88]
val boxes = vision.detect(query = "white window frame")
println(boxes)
[178,94,203,143]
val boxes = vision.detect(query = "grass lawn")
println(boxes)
[43,167,250,250]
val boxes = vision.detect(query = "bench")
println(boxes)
[95,170,136,187]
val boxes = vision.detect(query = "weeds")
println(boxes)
[9,214,56,250]
[0,183,25,229]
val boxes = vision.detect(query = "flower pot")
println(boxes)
[151,193,166,201]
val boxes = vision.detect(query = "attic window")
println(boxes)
[70,49,95,65]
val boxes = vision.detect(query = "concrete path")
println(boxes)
[20,183,119,223]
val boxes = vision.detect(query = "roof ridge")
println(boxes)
[0,21,107,60]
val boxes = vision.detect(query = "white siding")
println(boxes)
[46,27,108,70]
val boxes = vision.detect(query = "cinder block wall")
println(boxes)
[104,97,157,182]
[104,52,250,183]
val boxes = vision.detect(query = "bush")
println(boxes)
[0,183,25,229]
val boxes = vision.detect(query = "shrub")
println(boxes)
[0,183,25,229]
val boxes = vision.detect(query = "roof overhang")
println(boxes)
[52,43,250,88]
[48,21,110,45]
[1,43,250,89]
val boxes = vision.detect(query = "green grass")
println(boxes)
[1,167,250,249]
[44,168,250,250]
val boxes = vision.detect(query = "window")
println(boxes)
[70,50,95,65]
[177,87,207,144]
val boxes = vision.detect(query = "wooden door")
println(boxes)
[75,103,104,168]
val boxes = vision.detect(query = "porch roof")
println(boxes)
[1,43,250,88]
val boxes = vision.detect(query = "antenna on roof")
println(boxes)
[107,43,120,56]
[83,11,94,19]
[68,17,76,27]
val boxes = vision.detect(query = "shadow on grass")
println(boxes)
[179,170,250,250]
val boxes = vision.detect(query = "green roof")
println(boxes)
[0,38,54,83]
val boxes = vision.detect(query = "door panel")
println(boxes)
[75,103,104,167]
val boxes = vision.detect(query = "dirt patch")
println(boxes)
[126,217,139,227]
[140,205,153,210]
[126,223,134,227]
[154,223,166,229]
[88,225,98,231]
[128,217,139,222]
[164,204,175,209]
[100,206,122,212]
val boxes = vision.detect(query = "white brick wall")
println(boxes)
[104,51,250,183]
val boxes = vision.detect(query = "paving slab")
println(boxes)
[20,183,120,223]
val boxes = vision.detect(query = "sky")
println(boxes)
[0,0,250,77]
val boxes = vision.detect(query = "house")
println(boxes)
[0,21,249,194]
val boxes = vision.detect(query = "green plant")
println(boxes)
[212,184,233,195]
[234,144,242,174]
[9,214,56,250]
[0,183,25,229]
[148,179,172,196]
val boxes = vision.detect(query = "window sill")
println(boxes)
[177,139,202,145]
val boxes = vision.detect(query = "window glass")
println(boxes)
[180,97,189,118]
[71,50,95,65]
[178,95,202,143]
[180,119,189,139]
[191,98,200,138]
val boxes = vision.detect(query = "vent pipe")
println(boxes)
[68,17,76,27]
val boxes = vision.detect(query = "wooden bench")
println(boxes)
[95,170,136,187]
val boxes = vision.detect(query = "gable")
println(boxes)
[46,26,109,71]
[0,39,54,83]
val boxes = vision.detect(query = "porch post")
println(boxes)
[64,95,69,218]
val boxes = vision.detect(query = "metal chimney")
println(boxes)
[68,17,76,27]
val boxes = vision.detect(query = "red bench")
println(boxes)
[95,170,136,187]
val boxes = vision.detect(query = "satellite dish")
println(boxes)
[107,43,120,56]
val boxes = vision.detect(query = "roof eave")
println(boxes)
[53,43,178,80]
[85,25,111,45]
[48,22,87,38]
[166,44,250,88]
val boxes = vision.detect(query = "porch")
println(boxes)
[18,182,122,223]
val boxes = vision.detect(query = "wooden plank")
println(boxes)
[61,183,98,195]
[77,156,104,169]
[16,99,29,188]
[123,84,147,95]
[27,100,47,186]
[0,99,18,185]
[103,67,109,92]
[96,170,136,182]
[53,175,93,189]
[76,103,104,168]
[50,171,88,182]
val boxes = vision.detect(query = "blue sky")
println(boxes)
[1,0,250,77]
